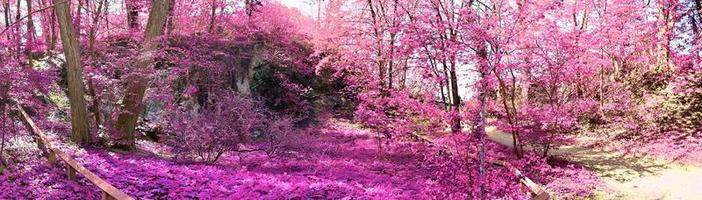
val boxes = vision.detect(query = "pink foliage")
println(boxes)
[1,0,701,198]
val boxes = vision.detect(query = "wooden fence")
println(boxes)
[11,104,548,200]
[15,105,134,200]
[413,132,550,199]
[491,160,550,200]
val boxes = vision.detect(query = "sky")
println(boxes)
[279,0,317,18]
[278,0,477,99]
[277,0,478,99]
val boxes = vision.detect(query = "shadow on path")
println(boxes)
[485,127,702,200]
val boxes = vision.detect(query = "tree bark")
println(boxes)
[88,0,106,131]
[0,100,8,172]
[53,0,91,144]
[207,0,216,33]
[115,0,169,150]
[691,0,702,38]
[74,0,81,35]
[388,33,395,90]
[655,2,675,73]
[449,59,461,132]
[126,0,139,30]
[476,40,488,200]
[442,62,451,109]
[493,68,523,158]
[245,0,259,16]
[15,0,21,55]
[49,0,57,51]
[400,58,407,89]
[696,0,702,61]
[26,0,36,46]
[102,0,108,30]
[165,0,175,34]
[3,1,10,41]
[87,0,105,52]
[367,0,386,92]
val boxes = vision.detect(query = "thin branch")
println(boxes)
[0,0,68,37]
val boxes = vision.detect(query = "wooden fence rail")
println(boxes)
[15,105,134,200]
[11,105,548,200]
[490,160,550,200]
[413,132,550,199]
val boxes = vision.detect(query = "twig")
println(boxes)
[0,0,68,37]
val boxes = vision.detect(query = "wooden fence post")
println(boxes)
[533,191,550,200]
[67,167,77,180]
[102,191,117,200]
[14,104,135,200]
[48,151,57,165]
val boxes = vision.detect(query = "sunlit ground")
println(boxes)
[485,127,702,200]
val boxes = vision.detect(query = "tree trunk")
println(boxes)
[3,1,10,41]
[103,0,108,30]
[87,0,106,131]
[126,0,139,30]
[476,43,488,200]
[366,0,386,93]
[207,0,216,33]
[400,58,407,89]
[38,0,58,51]
[115,0,169,150]
[439,81,447,106]
[388,33,395,90]
[88,0,105,52]
[655,2,674,73]
[15,0,20,55]
[74,0,82,35]
[495,70,523,158]
[0,102,8,172]
[244,0,260,16]
[165,0,175,34]
[26,0,36,46]
[449,60,461,132]
[49,0,57,51]
[694,0,702,43]
[53,0,91,144]
[39,0,52,50]
[696,0,702,61]
[442,62,451,110]
[442,59,460,132]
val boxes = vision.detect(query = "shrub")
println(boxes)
[165,93,301,163]
[256,116,297,157]
[165,94,266,163]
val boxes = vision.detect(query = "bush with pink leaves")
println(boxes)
[164,93,295,163]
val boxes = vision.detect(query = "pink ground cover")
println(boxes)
[1,119,601,199]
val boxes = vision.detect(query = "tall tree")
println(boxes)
[53,0,91,144]
[126,0,140,29]
[165,0,175,34]
[656,0,675,74]
[25,0,36,46]
[207,0,217,33]
[88,0,107,129]
[245,0,260,16]
[115,0,170,149]
[3,0,11,41]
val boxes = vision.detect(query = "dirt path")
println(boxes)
[485,127,702,200]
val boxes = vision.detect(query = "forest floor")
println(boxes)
[4,117,683,199]
[0,118,451,199]
[486,127,702,200]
